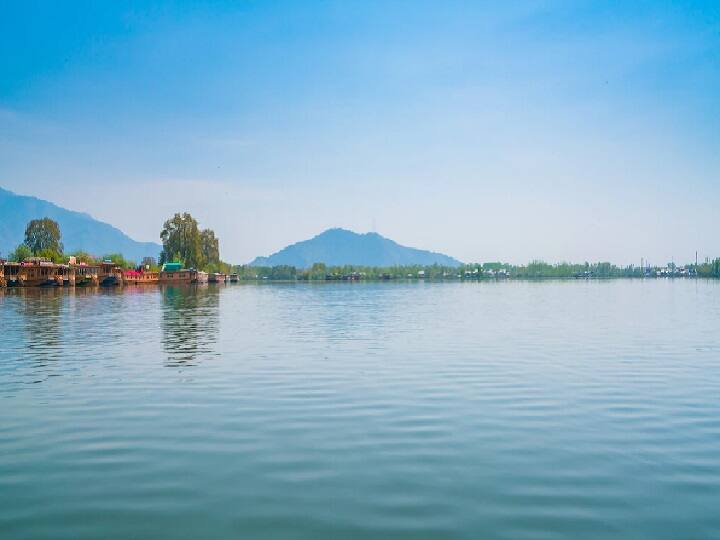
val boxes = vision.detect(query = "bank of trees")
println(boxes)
[230,260,720,281]
[697,258,720,278]
[4,218,139,267]
[159,212,230,272]
[7,218,65,263]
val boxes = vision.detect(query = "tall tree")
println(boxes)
[200,228,220,267]
[160,213,203,269]
[24,218,63,255]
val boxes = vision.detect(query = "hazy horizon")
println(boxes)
[2,1,719,265]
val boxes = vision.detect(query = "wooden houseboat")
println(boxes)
[229,273,239,283]
[0,261,5,288]
[208,272,226,284]
[159,262,208,284]
[123,269,159,285]
[3,262,20,286]
[58,264,75,287]
[74,264,99,286]
[99,261,123,287]
[4,258,63,287]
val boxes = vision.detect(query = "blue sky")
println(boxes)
[1,0,718,264]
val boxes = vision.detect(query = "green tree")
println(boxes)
[70,251,96,264]
[200,228,220,268]
[102,253,135,269]
[9,244,32,262]
[159,213,203,269]
[24,218,63,255]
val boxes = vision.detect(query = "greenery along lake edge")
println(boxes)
[235,260,720,281]
[3,216,719,279]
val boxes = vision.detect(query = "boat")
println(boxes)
[208,272,226,284]
[123,269,159,285]
[58,264,75,286]
[193,271,209,284]
[229,273,239,283]
[74,264,99,286]
[4,258,63,287]
[99,261,123,287]
[159,262,208,284]
[3,262,20,287]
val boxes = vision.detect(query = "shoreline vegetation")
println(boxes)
[2,216,719,284]
[237,260,719,281]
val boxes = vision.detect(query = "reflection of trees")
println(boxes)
[12,287,66,367]
[161,285,220,367]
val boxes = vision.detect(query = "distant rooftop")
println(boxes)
[161,262,183,272]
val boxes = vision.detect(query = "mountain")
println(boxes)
[251,228,462,268]
[0,187,161,262]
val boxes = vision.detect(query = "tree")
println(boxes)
[24,218,63,255]
[102,253,135,269]
[70,251,96,264]
[9,244,32,262]
[200,228,220,268]
[159,213,203,269]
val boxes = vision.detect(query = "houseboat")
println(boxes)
[4,258,63,287]
[123,269,159,285]
[58,264,75,286]
[159,262,208,284]
[229,273,239,283]
[99,261,123,287]
[0,261,5,288]
[74,264,99,286]
[3,262,20,286]
[208,272,226,284]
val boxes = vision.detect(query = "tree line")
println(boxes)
[231,259,720,281]
[3,213,231,273]
[5,216,720,280]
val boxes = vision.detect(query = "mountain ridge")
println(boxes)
[0,187,161,262]
[251,228,462,268]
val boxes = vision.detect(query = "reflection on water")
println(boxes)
[161,285,220,367]
[1,280,720,539]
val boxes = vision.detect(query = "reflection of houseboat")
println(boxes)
[74,264,99,286]
[159,262,208,284]
[123,269,159,285]
[208,272,226,284]
[99,261,123,287]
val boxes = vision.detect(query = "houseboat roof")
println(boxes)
[161,262,183,272]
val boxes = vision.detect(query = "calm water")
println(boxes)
[1,280,719,539]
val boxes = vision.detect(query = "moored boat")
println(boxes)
[159,262,208,285]
[74,264,99,286]
[123,269,159,285]
[99,261,123,287]
[58,264,75,287]
[229,273,239,283]
[4,258,63,287]
[208,272,226,284]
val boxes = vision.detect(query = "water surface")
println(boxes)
[1,280,719,539]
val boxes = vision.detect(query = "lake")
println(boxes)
[1,280,719,539]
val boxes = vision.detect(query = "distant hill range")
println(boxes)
[0,187,161,262]
[251,228,462,268]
